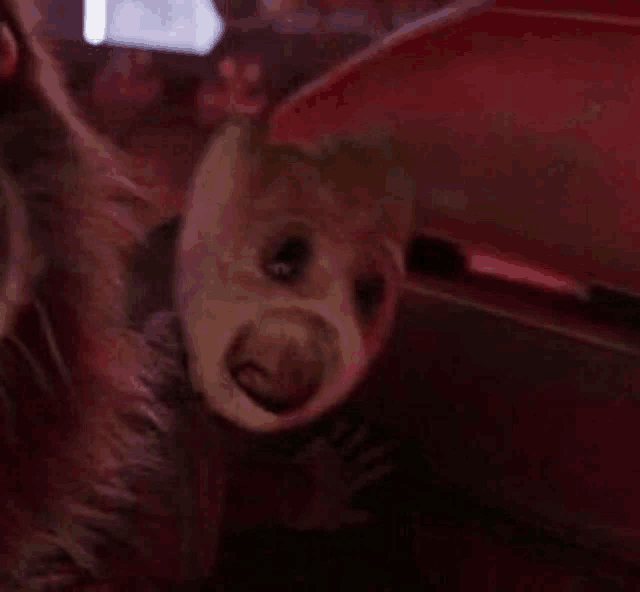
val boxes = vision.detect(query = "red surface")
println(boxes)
[359,284,640,583]
[270,9,640,295]
[494,0,639,16]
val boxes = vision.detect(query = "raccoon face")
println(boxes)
[176,121,411,433]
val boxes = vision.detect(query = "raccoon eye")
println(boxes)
[354,273,386,322]
[263,235,311,284]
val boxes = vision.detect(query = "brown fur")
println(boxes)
[0,2,218,589]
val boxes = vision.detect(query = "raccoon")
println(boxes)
[0,3,408,587]
[175,118,416,433]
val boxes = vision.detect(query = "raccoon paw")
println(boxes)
[287,419,395,531]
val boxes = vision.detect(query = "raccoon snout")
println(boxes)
[225,310,338,414]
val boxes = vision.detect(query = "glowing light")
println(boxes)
[469,252,581,296]
[83,0,108,45]
[88,0,224,55]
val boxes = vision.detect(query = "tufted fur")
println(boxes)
[0,2,220,589]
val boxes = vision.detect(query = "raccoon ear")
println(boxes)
[179,121,253,253]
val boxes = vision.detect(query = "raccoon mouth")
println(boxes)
[229,360,321,414]
[225,311,336,415]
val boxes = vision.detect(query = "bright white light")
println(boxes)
[194,0,225,54]
[83,0,108,45]
[105,0,224,55]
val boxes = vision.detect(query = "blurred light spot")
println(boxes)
[87,0,224,55]
[83,0,108,44]
[470,252,581,296]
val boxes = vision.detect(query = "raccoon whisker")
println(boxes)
[33,297,71,387]
[5,334,53,396]
[0,381,16,445]
[383,236,407,277]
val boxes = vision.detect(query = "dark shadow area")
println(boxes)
[187,279,640,590]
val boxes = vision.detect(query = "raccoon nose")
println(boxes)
[225,310,338,414]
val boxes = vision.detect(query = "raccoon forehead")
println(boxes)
[248,144,388,198]
[234,176,402,251]
[252,141,393,187]
[237,173,334,232]
[247,145,317,190]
